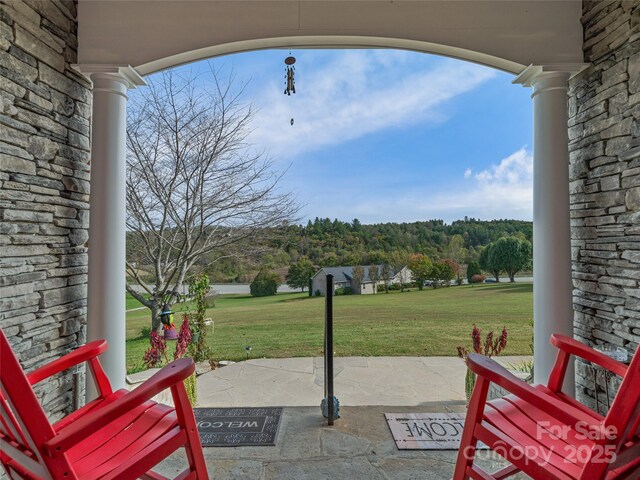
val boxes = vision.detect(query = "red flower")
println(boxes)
[457,345,469,360]
[496,326,508,355]
[484,331,494,356]
[458,325,508,360]
[174,314,193,360]
[471,325,482,354]
[143,331,168,368]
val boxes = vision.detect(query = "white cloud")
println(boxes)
[464,168,472,179]
[466,147,533,218]
[474,148,532,186]
[247,51,496,159]
[328,147,533,223]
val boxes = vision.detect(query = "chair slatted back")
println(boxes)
[0,392,28,447]
[598,345,640,475]
[0,329,70,478]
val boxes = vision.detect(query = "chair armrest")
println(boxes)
[466,353,600,429]
[44,358,195,456]
[550,334,628,376]
[27,340,108,385]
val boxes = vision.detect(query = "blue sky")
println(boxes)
[139,49,533,224]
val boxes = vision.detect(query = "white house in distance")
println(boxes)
[312,265,413,296]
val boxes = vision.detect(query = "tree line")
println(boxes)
[282,234,532,294]
[187,218,533,284]
[281,217,532,268]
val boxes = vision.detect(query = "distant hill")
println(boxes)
[280,217,533,267]
[189,217,533,282]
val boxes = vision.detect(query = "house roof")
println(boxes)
[313,265,398,283]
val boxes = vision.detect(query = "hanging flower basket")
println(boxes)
[144,315,197,405]
[164,324,179,340]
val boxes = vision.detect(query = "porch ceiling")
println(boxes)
[77,0,584,75]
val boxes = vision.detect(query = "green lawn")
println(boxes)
[126,292,145,310]
[126,283,533,373]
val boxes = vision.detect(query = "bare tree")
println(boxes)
[368,265,379,294]
[391,251,410,291]
[381,263,392,293]
[126,67,298,331]
[351,265,365,294]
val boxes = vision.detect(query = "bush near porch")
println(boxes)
[125,283,533,374]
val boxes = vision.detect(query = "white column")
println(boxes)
[514,64,586,394]
[77,65,145,392]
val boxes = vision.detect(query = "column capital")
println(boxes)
[512,63,589,87]
[72,64,146,89]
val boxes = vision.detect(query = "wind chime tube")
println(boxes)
[284,56,296,96]
[284,55,296,126]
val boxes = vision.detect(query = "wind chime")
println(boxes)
[284,54,296,125]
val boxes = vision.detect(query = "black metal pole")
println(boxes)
[325,274,334,426]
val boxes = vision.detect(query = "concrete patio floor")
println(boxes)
[152,356,532,479]
[196,355,531,407]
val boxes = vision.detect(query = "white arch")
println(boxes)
[79,0,585,394]
[137,36,524,76]
[78,0,582,79]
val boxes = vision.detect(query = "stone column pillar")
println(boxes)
[514,64,586,394]
[77,65,145,392]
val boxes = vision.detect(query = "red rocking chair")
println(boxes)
[453,334,640,480]
[0,329,208,479]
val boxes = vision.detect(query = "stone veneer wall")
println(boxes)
[569,0,639,410]
[0,0,90,421]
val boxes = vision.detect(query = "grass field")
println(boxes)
[126,283,533,373]
[126,293,145,310]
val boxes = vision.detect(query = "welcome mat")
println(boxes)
[194,407,282,447]
[385,413,485,450]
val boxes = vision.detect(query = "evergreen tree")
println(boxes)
[466,261,482,283]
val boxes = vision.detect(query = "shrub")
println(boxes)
[250,269,280,297]
[508,359,534,377]
[335,287,353,295]
[466,261,482,283]
[139,326,151,339]
[314,289,322,297]
[471,274,486,284]
[204,294,217,308]
[387,283,400,291]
